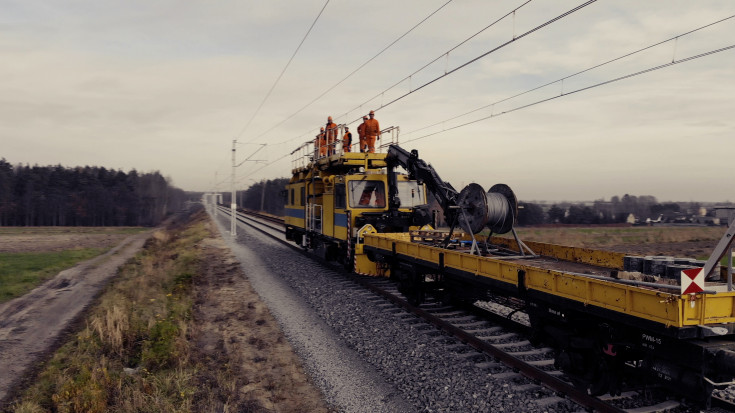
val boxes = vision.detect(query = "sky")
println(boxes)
[1,0,734,203]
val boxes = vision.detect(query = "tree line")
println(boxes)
[221,178,289,216]
[0,159,189,226]
[517,194,714,226]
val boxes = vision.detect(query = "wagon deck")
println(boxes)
[363,229,735,333]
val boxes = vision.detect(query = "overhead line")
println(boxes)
[402,44,735,145]
[401,14,735,138]
[337,0,533,122]
[272,0,587,147]
[253,0,455,143]
[233,8,733,184]
[376,0,597,113]
[235,0,331,140]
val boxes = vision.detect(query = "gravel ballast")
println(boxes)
[214,213,574,412]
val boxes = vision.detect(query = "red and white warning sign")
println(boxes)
[681,267,705,295]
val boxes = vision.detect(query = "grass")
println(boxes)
[0,249,109,304]
[12,215,209,413]
[501,226,725,248]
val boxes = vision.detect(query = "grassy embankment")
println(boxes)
[11,220,207,413]
[0,228,147,304]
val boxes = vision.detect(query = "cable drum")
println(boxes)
[457,183,489,234]
[486,184,517,234]
[457,183,518,235]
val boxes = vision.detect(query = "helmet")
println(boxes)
[328,116,333,122]
[369,110,375,115]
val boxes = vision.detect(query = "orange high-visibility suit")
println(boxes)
[357,118,367,153]
[342,131,352,153]
[364,115,380,153]
[325,120,338,156]
[316,128,326,157]
[358,183,385,207]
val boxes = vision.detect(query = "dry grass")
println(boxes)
[12,214,207,413]
[11,210,329,413]
[508,226,725,248]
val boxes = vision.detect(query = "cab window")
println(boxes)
[335,184,346,209]
[349,180,386,208]
[396,181,426,207]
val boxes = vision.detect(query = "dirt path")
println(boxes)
[0,230,152,404]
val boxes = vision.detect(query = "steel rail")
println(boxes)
[220,207,626,412]
[351,275,626,413]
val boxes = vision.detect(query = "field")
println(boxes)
[3,212,328,413]
[510,225,727,261]
[0,227,147,304]
[0,227,146,253]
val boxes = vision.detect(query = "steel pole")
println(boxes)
[230,140,237,237]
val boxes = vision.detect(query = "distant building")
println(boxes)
[692,215,720,226]
[714,206,735,226]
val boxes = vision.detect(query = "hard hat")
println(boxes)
[328,116,333,122]
[369,110,375,115]
[345,126,349,130]
[362,116,367,120]
[320,127,324,131]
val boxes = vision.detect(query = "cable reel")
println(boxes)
[457,183,517,235]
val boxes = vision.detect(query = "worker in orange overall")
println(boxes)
[325,116,338,156]
[357,116,368,152]
[342,127,352,153]
[315,127,326,157]
[364,110,381,153]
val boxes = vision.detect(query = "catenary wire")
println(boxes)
[271,0,591,147]
[247,0,455,144]
[401,14,735,137]
[235,0,331,140]
[374,0,597,115]
[238,40,734,184]
[335,0,533,123]
[232,9,732,184]
[401,44,735,145]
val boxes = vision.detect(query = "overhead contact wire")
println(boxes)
[272,0,540,147]
[402,14,735,138]
[256,0,455,143]
[403,44,735,144]
[276,0,590,146]
[341,0,533,121]
[236,0,331,141]
[375,0,597,114]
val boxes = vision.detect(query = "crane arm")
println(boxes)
[385,144,459,224]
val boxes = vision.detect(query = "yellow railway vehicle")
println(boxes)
[285,129,433,274]
[286,134,735,406]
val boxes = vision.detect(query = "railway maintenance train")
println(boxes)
[284,124,735,407]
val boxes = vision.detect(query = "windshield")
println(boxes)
[396,181,426,208]
[349,180,386,208]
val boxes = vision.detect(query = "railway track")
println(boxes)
[216,205,735,412]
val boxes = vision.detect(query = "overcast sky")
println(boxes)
[2,1,734,202]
